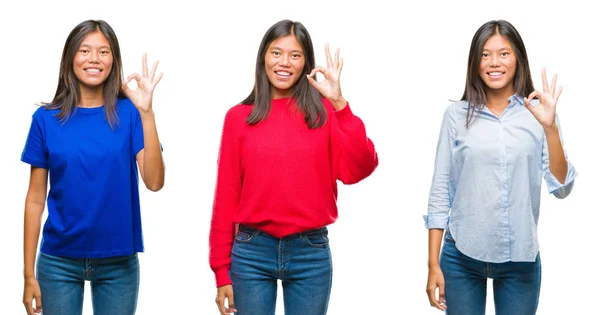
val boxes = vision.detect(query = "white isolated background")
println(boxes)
[0,0,597,314]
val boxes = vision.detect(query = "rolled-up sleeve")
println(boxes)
[542,115,577,199]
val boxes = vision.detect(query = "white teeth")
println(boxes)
[85,69,100,73]
[489,72,502,76]
[276,71,291,76]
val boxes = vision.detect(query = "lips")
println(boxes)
[84,67,102,74]
[487,71,504,79]
[275,70,292,77]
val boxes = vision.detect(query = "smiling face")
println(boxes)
[264,34,305,99]
[478,33,517,95]
[73,31,113,92]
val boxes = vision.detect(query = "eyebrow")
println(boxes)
[271,46,303,53]
[80,44,111,49]
[482,47,512,51]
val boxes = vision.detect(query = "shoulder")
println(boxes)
[32,105,57,117]
[446,100,468,112]
[224,104,252,122]
[443,100,469,119]
[31,105,58,122]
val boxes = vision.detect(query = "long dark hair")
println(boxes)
[462,20,534,128]
[242,20,327,128]
[44,20,124,129]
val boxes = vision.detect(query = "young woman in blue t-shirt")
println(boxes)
[21,19,164,315]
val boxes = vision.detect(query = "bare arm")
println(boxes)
[524,69,568,184]
[428,229,444,267]
[23,166,48,315]
[136,111,165,192]
[426,229,446,311]
[544,124,567,184]
[124,53,165,192]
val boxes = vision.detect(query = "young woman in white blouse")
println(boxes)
[424,20,577,315]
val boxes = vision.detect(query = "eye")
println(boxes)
[500,52,509,57]
[272,51,280,56]
[100,50,111,55]
[481,53,489,58]
[292,53,301,59]
[79,49,89,54]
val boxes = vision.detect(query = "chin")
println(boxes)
[486,82,508,90]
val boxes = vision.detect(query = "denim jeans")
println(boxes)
[230,224,333,315]
[440,234,542,315]
[36,252,140,315]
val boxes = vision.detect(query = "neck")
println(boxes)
[271,87,293,99]
[78,84,105,108]
[485,86,514,110]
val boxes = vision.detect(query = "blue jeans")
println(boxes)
[36,252,140,315]
[230,224,333,315]
[440,234,541,315]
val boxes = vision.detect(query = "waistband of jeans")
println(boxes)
[238,224,327,239]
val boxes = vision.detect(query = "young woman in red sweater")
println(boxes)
[210,19,378,315]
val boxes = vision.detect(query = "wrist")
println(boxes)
[139,109,155,118]
[543,122,559,134]
[329,96,347,111]
[428,261,440,268]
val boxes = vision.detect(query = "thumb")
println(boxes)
[34,293,43,314]
[122,82,133,98]
[523,97,530,109]
[306,74,318,89]
[438,284,446,305]
[226,290,237,313]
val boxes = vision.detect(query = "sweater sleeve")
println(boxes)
[209,107,242,287]
[329,100,378,184]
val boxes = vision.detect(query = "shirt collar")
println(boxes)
[508,94,524,107]
[462,94,524,110]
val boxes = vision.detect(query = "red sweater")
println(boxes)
[209,98,378,287]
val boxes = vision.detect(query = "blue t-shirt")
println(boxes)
[21,98,145,258]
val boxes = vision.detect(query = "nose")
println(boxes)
[279,54,290,67]
[489,54,500,67]
[88,50,100,63]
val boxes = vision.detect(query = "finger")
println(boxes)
[334,47,340,69]
[24,300,34,315]
[308,67,325,78]
[126,73,142,83]
[122,81,131,93]
[152,72,164,90]
[550,73,557,96]
[527,90,541,103]
[149,60,159,82]
[523,95,531,109]
[306,67,326,91]
[325,43,333,68]
[142,53,148,77]
[34,293,43,313]
[541,68,548,93]
[338,57,344,73]
[426,286,440,308]
[438,284,446,310]
[217,296,227,315]
[308,66,327,83]
[306,74,318,88]
[226,291,237,313]
[555,85,563,103]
